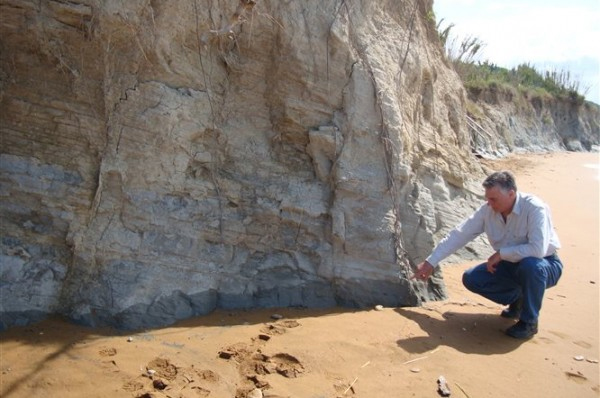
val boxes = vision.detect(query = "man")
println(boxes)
[412,171,563,339]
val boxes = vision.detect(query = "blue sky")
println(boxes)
[433,0,600,104]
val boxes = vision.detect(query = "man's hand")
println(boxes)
[411,261,434,281]
[487,251,501,273]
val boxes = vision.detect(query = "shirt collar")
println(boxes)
[511,192,523,215]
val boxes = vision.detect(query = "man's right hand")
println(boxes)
[486,251,501,273]
[411,261,434,281]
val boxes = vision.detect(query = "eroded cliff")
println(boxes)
[1,0,574,330]
[466,84,600,156]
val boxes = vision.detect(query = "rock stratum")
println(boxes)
[1,0,598,330]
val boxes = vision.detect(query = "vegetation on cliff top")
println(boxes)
[437,19,588,105]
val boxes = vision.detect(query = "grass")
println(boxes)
[435,18,588,105]
[456,61,586,105]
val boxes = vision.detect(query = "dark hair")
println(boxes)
[482,171,517,192]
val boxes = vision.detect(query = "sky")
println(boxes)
[433,0,600,104]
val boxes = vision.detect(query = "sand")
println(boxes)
[1,151,599,398]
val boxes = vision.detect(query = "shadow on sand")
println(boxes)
[395,308,527,355]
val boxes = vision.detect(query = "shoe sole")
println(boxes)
[505,330,537,339]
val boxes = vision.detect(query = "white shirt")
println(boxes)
[426,192,561,267]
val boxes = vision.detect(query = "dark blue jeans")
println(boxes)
[462,254,563,323]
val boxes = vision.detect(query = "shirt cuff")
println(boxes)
[425,255,440,268]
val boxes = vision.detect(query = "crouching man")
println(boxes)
[413,171,563,339]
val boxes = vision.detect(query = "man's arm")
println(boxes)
[425,205,487,267]
[413,205,486,281]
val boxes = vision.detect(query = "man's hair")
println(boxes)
[482,171,517,192]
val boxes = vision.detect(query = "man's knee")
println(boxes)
[462,267,477,291]
[518,257,546,279]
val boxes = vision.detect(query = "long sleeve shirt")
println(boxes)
[426,192,561,267]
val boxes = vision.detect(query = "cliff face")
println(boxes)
[466,85,600,156]
[1,0,492,329]
[5,0,596,331]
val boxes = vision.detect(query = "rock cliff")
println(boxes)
[1,0,596,330]
[466,84,600,156]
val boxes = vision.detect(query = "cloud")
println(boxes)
[434,0,600,103]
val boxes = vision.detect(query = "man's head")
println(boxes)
[482,171,517,215]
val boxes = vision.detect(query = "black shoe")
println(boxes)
[501,298,523,319]
[505,320,538,339]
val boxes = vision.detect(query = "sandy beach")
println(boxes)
[1,151,598,398]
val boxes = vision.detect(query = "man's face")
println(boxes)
[485,186,516,215]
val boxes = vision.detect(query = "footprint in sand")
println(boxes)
[132,359,220,398]
[122,379,144,392]
[278,319,301,328]
[176,367,218,397]
[261,324,287,335]
[98,347,117,356]
[219,342,254,360]
[548,330,568,339]
[269,353,305,378]
[190,386,211,397]
[260,319,301,335]
[147,357,178,381]
[535,336,554,345]
[196,369,220,382]
[573,340,592,349]
[218,319,305,396]
[219,333,306,396]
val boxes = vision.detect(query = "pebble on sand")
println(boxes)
[437,375,451,397]
[247,388,263,398]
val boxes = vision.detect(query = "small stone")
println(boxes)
[271,314,284,320]
[586,358,599,363]
[437,375,451,397]
[127,337,133,342]
[590,280,596,284]
[410,367,421,373]
[374,305,384,311]
[146,369,156,377]
[258,334,271,341]
[574,355,585,361]
[153,379,167,390]
[247,388,263,398]
[219,350,234,359]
